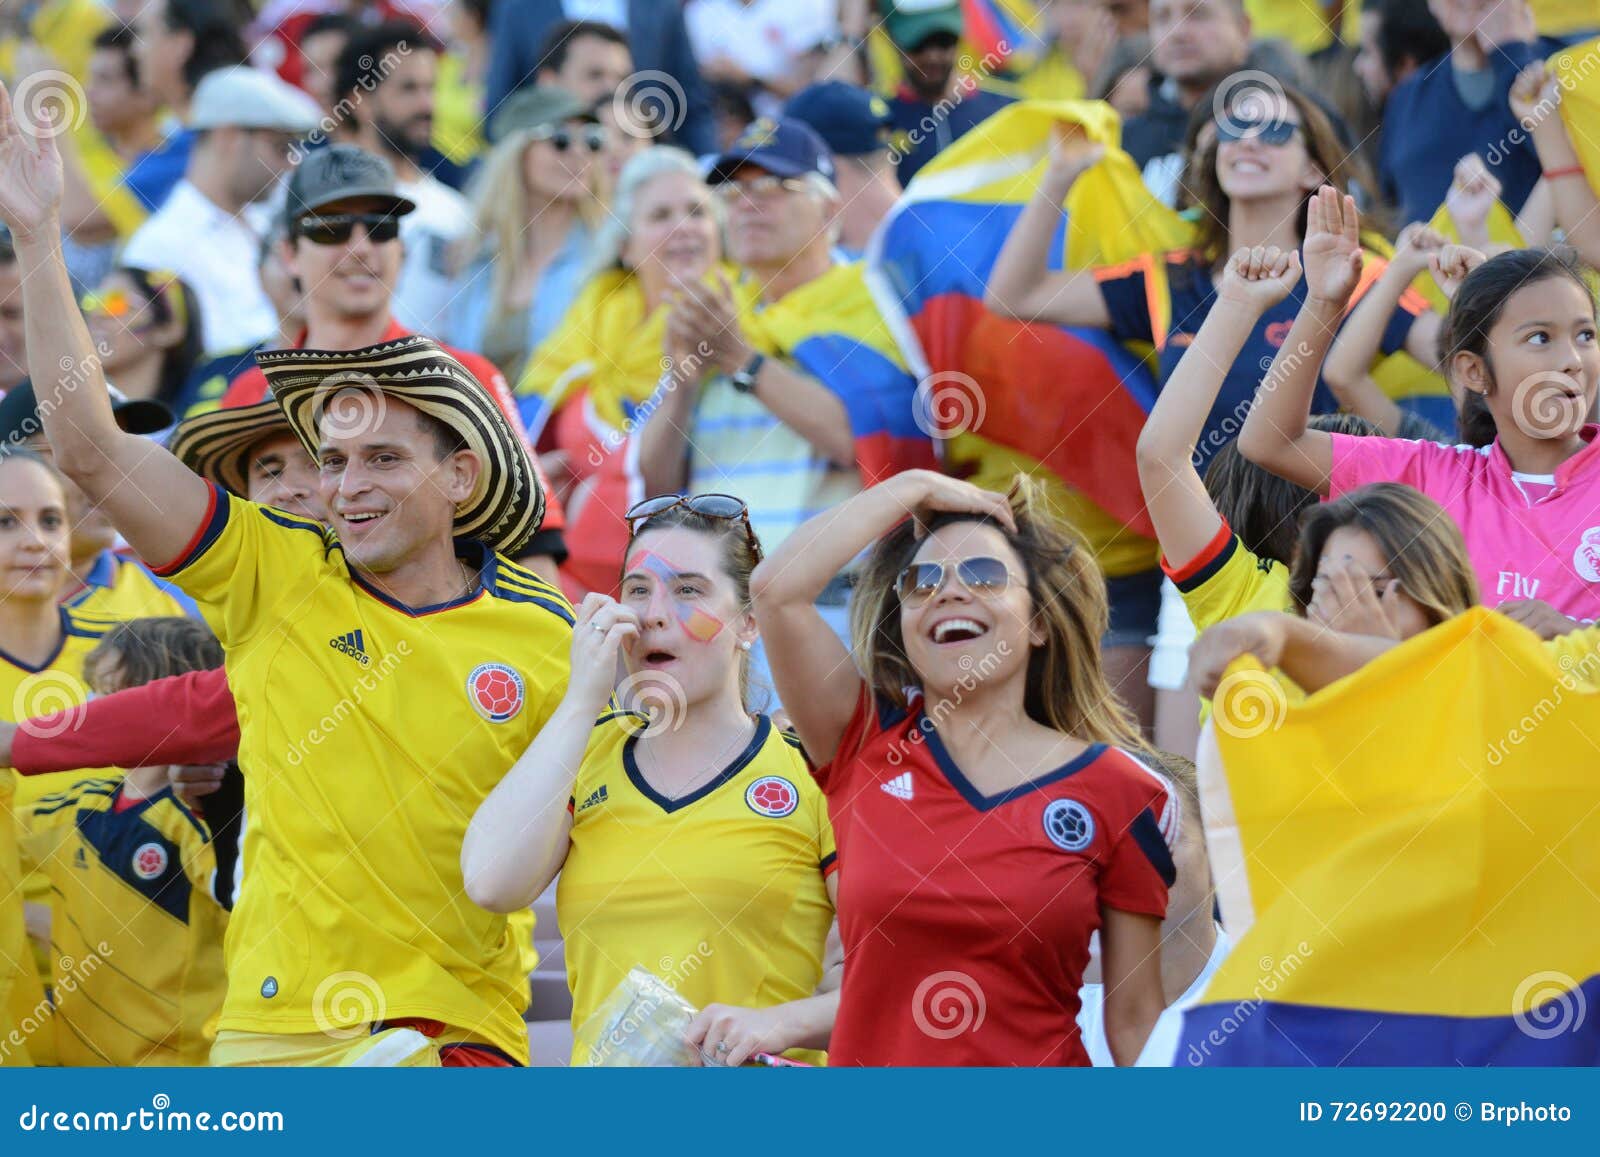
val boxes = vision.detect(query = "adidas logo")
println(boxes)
[577,785,609,811]
[74,847,88,870]
[880,772,914,800]
[329,629,371,666]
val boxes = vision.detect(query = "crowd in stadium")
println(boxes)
[0,0,1597,1069]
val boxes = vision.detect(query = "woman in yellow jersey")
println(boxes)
[516,146,727,598]
[1135,244,1386,747]
[465,495,839,1067]
[0,448,119,1060]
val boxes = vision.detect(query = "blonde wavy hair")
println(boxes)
[848,474,1149,752]
[460,124,604,321]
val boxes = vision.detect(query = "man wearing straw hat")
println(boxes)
[0,84,574,1067]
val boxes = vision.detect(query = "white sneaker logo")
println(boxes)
[881,772,914,800]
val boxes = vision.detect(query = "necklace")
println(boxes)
[636,714,758,800]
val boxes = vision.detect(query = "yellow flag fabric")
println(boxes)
[1186,609,1600,1065]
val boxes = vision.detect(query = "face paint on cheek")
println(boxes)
[626,549,729,644]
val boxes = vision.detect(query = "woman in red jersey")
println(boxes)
[751,470,1175,1066]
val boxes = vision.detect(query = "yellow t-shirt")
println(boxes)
[560,712,836,1066]
[19,779,227,1066]
[0,768,29,1066]
[65,552,190,621]
[155,485,573,1062]
[432,50,485,167]
[1164,524,1292,632]
[1245,0,1347,56]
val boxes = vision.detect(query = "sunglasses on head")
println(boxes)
[896,556,1016,605]
[1214,117,1301,146]
[294,212,402,246]
[530,123,607,153]
[626,493,762,560]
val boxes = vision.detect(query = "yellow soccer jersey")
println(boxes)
[0,607,122,990]
[1163,522,1291,634]
[0,769,27,1066]
[153,485,572,1062]
[20,779,227,1066]
[560,712,837,1066]
[64,550,190,621]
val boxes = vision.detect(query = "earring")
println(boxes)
[739,640,752,652]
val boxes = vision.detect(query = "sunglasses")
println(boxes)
[714,175,809,202]
[626,493,762,560]
[295,212,402,246]
[530,123,607,153]
[897,556,1016,605]
[1214,117,1301,146]
[80,288,147,321]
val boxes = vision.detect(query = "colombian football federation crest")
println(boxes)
[745,776,798,818]
[467,662,525,723]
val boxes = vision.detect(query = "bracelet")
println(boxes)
[1543,165,1586,181]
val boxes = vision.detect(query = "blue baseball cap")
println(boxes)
[785,82,893,158]
[706,117,836,185]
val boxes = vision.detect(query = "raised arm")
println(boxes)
[1136,245,1301,566]
[1237,187,1364,494]
[983,126,1111,326]
[1511,62,1600,267]
[750,470,1014,765]
[1322,224,1447,435]
[461,595,636,912]
[0,83,211,567]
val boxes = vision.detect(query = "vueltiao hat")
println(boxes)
[168,396,291,499]
[256,336,544,554]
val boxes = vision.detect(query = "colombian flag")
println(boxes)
[1185,609,1600,1065]
[1554,38,1600,195]
[866,100,1191,553]
[740,263,937,486]
[962,0,1046,69]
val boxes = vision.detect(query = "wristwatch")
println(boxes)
[730,352,765,394]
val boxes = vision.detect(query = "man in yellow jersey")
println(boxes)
[0,87,573,1067]
[0,380,194,619]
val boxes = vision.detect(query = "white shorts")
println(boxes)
[1147,578,1197,692]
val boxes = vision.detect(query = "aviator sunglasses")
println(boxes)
[626,493,762,560]
[896,556,1018,605]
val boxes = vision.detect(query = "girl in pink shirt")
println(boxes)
[1239,187,1600,628]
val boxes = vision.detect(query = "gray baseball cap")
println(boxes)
[489,85,598,143]
[283,144,418,231]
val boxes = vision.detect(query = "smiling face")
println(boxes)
[84,271,171,378]
[620,526,755,709]
[624,168,719,304]
[1473,276,1600,443]
[722,163,831,271]
[243,430,326,522]
[521,119,602,203]
[0,455,72,603]
[1213,95,1322,202]
[897,522,1038,699]
[316,397,478,575]
[286,196,403,323]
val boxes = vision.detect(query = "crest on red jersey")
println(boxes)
[467,662,525,723]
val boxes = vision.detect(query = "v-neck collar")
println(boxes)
[0,606,70,675]
[347,540,493,617]
[920,716,1105,812]
[624,714,772,814]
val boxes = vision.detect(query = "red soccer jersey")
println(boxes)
[222,319,567,535]
[817,686,1177,1066]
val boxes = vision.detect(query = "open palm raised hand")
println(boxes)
[0,80,65,239]
[1301,185,1364,308]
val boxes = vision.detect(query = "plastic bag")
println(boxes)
[573,967,700,1067]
